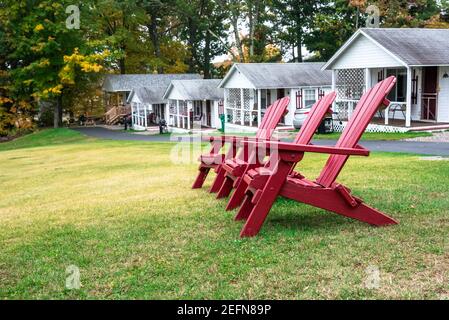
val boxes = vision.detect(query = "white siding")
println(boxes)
[130,93,142,104]
[438,66,449,122]
[214,100,222,129]
[164,85,185,100]
[284,89,294,126]
[332,35,404,69]
[221,69,255,89]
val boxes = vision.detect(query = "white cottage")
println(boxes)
[219,63,332,129]
[162,79,224,130]
[103,73,201,127]
[323,28,449,131]
[127,86,167,130]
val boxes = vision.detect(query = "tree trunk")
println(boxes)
[203,28,211,79]
[54,95,63,128]
[297,36,303,62]
[119,57,126,75]
[228,0,244,62]
[248,0,254,58]
[187,17,198,73]
[295,13,303,62]
[149,10,163,73]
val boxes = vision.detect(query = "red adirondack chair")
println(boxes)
[235,76,398,237]
[192,97,290,191]
[217,92,337,211]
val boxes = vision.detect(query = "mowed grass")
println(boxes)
[0,129,448,300]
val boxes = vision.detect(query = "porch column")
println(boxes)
[136,103,140,126]
[177,100,180,128]
[144,104,148,128]
[406,67,412,127]
[240,88,245,126]
[365,68,371,92]
[223,89,228,123]
[131,103,135,127]
[257,89,262,127]
[187,101,191,130]
[331,70,337,112]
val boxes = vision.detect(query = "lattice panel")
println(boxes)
[243,89,252,123]
[235,110,242,124]
[226,89,241,123]
[333,121,409,133]
[336,69,365,100]
[334,101,349,121]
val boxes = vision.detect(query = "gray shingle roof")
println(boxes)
[164,79,224,100]
[102,74,202,92]
[362,28,449,66]
[130,87,167,105]
[222,62,332,89]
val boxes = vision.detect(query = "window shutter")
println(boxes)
[296,89,303,109]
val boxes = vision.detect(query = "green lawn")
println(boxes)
[0,129,448,299]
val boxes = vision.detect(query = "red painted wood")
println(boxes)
[236,77,397,237]
[204,97,290,192]
[279,179,398,226]
[225,92,337,210]
[316,76,396,187]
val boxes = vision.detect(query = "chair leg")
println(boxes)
[209,166,226,193]
[336,202,398,226]
[192,167,210,189]
[226,178,248,211]
[280,183,398,226]
[216,176,234,199]
[234,193,254,221]
[239,194,277,238]
[239,162,294,237]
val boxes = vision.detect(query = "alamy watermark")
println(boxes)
[65,264,81,290]
[365,5,380,28]
[66,5,80,30]
[364,264,381,289]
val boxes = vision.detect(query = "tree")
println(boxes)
[89,0,147,74]
[175,0,228,77]
[303,0,359,61]
[2,0,108,128]
[272,0,318,62]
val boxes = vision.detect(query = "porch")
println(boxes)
[131,102,165,130]
[167,99,217,130]
[332,66,449,129]
[224,87,318,128]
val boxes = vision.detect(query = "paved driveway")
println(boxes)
[74,127,449,156]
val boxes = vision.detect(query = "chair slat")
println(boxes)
[316,76,396,188]
[294,92,336,145]
[256,97,290,140]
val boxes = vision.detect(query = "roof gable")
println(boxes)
[325,28,449,70]
[362,28,449,66]
[326,31,404,69]
[220,63,332,89]
[163,79,224,101]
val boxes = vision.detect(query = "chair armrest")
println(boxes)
[202,135,275,144]
[241,140,370,156]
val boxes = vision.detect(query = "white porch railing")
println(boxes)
[335,99,407,126]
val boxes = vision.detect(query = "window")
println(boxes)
[386,69,407,102]
[304,89,317,107]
